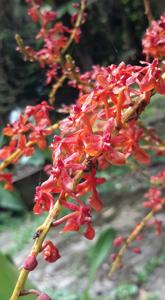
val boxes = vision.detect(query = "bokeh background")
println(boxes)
[0,1,165,300]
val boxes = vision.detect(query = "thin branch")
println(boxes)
[142,145,165,152]
[61,0,87,56]
[10,167,84,300]
[15,34,35,62]
[108,209,155,277]
[127,160,150,181]
[10,197,62,300]
[65,54,94,90]
[48,0,88,105]
[122,96,147,124]
[16,1,87,107]
[20,289,40,296]
[144,0,153,25]
[49,74,66,105]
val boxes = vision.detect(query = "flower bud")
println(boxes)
[84,224,95,240]
[36,293,52,300]
[23,253,38,271]
[42,241,61,263]
[110,253,117,261]
[132,247,141,254]
[113,236,125,247]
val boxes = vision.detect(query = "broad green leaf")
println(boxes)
[0,185,25,211]
[0,252,35,300]
[87,227,116,284]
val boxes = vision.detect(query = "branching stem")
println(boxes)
[9,96,152,299]
[109,209,155,277]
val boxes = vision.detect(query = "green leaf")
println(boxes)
[0,252,35,300]
[0,185,25,211]
[136,270,148,283]
[57,1,77,18]
[81,289,90,300]
[110,283,138,300]
[87,227,116,285]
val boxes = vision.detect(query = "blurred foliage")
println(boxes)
[0,0,48,122]
[0,252,35,300]
[136,246,165,284]
[87,227,116,283]
[109,283,138,300]
[43,286,158,300]
[43,288,82,300]
[0,184,25,211]
[82,227,116,300]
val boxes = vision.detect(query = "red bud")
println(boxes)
[23,254,38,271]
[36,293,52,300]
[113,236,125,247]
[42,241,61,263]
[132,247,141,254]
[84,224,95,240]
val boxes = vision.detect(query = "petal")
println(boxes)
[84,224,95,240]
[134,147,151,164]
[63,218,80,232]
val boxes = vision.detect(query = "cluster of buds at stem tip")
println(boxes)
[16,0,88,88]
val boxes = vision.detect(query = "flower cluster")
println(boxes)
[66,63,105,95]
[2,3,165,299]
[29,58,164,264]
[1,101,53,155]
[144,170,165,211]
[150,170,165,185]
[144,187,165,211]
[1,59,164,245]
[18,0,87,86]
[1,34,165,295]
[142,13,165,58]
[0,101,53,190]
